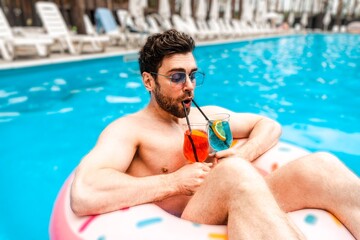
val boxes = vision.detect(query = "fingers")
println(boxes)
[202,162,213,171]
[178,162,214,196]
[194,162,212,171]
[189,163,211,181]
[214,148,236,159]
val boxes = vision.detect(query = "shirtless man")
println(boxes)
[70,30,360,239]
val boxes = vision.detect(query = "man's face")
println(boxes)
[153,52,197,118]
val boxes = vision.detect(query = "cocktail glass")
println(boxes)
[207,113,233,152]
[183,123,210,163]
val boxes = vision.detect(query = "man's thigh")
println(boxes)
[181,157,264,224]
[181,169,229,225]
[263,155,317,212]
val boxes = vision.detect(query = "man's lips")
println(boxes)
[182,99,192,107]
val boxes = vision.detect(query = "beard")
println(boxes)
[153,83,192,118]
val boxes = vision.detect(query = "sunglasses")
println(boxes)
[151,71,205,87]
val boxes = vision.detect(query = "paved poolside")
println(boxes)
[0,32,298,70]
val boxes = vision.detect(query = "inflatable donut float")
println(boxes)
[50,142,355,240]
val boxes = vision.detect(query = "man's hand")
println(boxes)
[211,148,241,162]
[208,139,248,163]
[171,162,213,196]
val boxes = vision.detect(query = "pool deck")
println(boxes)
[0,31,301,70]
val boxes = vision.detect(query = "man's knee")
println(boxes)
[212,157,264,191]
[216,157,259,177]
[296,151,343,174]
[284,151,346,189]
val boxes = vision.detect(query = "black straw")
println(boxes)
[192,99,230,147]
[192,99,211,123]
[182,101,199,162]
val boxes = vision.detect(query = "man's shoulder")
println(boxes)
[97,112,149,143]
[108,112,144,129]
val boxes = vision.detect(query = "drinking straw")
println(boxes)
[183,101,192,132]
[192,99,230,148]
[182,101,199,162]
[192,99,211,123]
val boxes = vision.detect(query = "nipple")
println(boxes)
[161,167,168,173]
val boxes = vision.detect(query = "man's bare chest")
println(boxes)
[136,127,188,174]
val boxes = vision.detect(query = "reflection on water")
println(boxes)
[194,34,359,172]
[282,124,360,156]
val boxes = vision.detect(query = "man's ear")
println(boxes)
[142,72,154,92]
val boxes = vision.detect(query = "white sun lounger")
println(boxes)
[146,14,163,33]
[0,38,11,60]
[115,9,147,47]
[94,8,144,48]
[36,2,108,55]
[151,14,172,31]
[0,8,53,61]
[83,14,112,45]
[157,0,173,30]
[172,14,208,41]
[116,9,148,34]
[94,8,130,46]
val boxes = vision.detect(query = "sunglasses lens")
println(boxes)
[171,72,186,84]
[168,72,204,87]
[192,72,204,86]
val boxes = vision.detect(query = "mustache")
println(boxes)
[179,92,194,101]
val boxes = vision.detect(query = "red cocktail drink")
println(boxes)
[183,129,209,163]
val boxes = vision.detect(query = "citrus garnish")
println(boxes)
[190,129,207,138]
[211,120,226,141]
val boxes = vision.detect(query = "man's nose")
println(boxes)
[183,75,195,90]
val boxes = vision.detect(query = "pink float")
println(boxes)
[50,142,354,240]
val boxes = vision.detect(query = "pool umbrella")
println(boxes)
[300,0,312,28]
[141,0,148,9]
[276,0,284,12]
[293,0,302,13]
[283,0,292,12]
[304,0,313,13]
[241,0,253,22]
[223,0,232,21]
[288,11,295,26]
[347,0,356,17]
[128,0,138,17]
[209,0,219,20]
[267,0,274,12]
[300,12,308,28]
[181,0,192,19]
[195,0,207,20]
[159,0,171,19]
[313,0,322,15]
[355,0,360,17]
[331,0,339,15]
[256,0,267,23]
[323,10,331,30]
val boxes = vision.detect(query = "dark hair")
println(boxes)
[138,29,195,75]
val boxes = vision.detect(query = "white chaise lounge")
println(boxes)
[0,8,53,61]
[36,2,109,54]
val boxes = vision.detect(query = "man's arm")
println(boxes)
[201,106,282,162]
[229,112,282,161]
[70,117,211,216]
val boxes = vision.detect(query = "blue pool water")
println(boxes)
[0,34,359,239]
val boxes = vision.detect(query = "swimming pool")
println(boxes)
[0,33,359,239]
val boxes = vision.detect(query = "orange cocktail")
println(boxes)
[183,129,209,163]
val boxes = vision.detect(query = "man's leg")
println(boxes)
[181,157,305,240]
[265,152,360,239]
